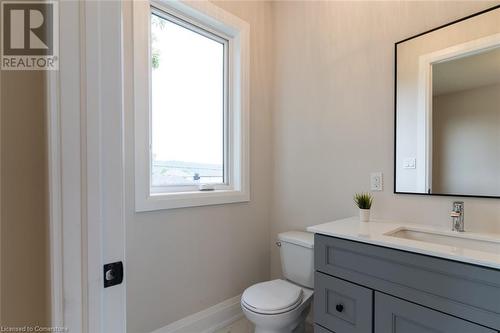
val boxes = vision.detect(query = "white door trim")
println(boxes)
[416,33,500,193]
[47,0,84,330]
[47,1,126,332]
[46,67,63,329]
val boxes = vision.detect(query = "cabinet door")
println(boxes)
[315,272,372,333]
[375,292,496,333]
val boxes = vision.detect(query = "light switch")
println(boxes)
[403,158,416,169]
[370,172,383,191]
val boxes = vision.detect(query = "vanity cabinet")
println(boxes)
[315,273,372,333]
[374,292,494,333]
[313,234,500,333]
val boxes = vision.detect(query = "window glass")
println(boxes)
[151,12,225,188]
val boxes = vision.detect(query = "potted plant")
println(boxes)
[354,192,373,222]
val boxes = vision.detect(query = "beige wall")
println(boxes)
[270,1,500,279]
[4,1,500,331]
[123,1,274,332]
[124,3,500,331]
[0,70,50,325]
[433,84,500,195]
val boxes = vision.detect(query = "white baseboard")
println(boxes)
[151,294,244,333]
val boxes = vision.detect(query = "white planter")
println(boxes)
[359,209,370,222]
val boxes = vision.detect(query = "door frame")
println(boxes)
[416,32,500,193]
[47,1,126,332]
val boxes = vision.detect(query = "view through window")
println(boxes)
[151,10,226,188]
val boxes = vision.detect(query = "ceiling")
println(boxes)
[433,46,500,96]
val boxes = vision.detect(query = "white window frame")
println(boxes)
[134,0,250,211]
[149,7,230,193]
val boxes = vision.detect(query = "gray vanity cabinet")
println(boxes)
[374,292,495,333]
[313,234,500,333]
[315,273,372,333]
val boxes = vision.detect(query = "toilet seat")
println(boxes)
[241,279,303,315]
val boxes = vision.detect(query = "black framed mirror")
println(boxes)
[394,5,500,198]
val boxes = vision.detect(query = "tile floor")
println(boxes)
[215,317,253,333]
[215,317,313,333]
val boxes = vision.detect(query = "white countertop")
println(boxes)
[307,217,500,270]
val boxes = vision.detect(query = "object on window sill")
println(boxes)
[199,184,216,191]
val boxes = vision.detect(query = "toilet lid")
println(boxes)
[241,279,303,314]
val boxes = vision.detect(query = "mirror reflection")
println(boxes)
[432,48,500,196]
[395,7,500,197]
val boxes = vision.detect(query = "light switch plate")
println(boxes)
[403,158,416,169]
[370,172,383,191]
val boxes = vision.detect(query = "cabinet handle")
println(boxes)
[335,304,344,312]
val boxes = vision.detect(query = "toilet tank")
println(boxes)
[277,231,314,288]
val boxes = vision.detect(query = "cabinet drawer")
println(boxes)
[314,324,334,333]
[315,272,372,333]
[315,234,500,329]
[375,292,496,333]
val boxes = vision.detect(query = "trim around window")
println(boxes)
[133,0,250,211]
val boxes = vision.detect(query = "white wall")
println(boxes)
[123,1,274,332]
[270,1,500,279]
[433,84,500,195]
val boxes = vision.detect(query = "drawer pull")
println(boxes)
[335,304,344,312]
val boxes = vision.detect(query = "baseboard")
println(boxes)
[151,294,244,333]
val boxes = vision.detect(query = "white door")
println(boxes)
[48,1,126,332]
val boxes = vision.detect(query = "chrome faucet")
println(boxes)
[450,201,464,232]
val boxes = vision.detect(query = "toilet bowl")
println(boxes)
[241,279,313,333]
[241,231,314,333]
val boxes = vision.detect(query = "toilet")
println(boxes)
[241,231,314,333]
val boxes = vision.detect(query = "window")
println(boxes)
[151,10,227,190]
[134,1,249,211]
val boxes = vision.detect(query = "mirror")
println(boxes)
[395,6,500,198]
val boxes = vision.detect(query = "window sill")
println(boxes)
[135,188,249,211]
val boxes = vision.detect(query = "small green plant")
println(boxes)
[354,193,373,210]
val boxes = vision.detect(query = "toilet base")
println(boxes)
[251,303,310,333]
[254,321,305,333]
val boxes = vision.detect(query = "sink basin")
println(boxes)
[386,228,500,254]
